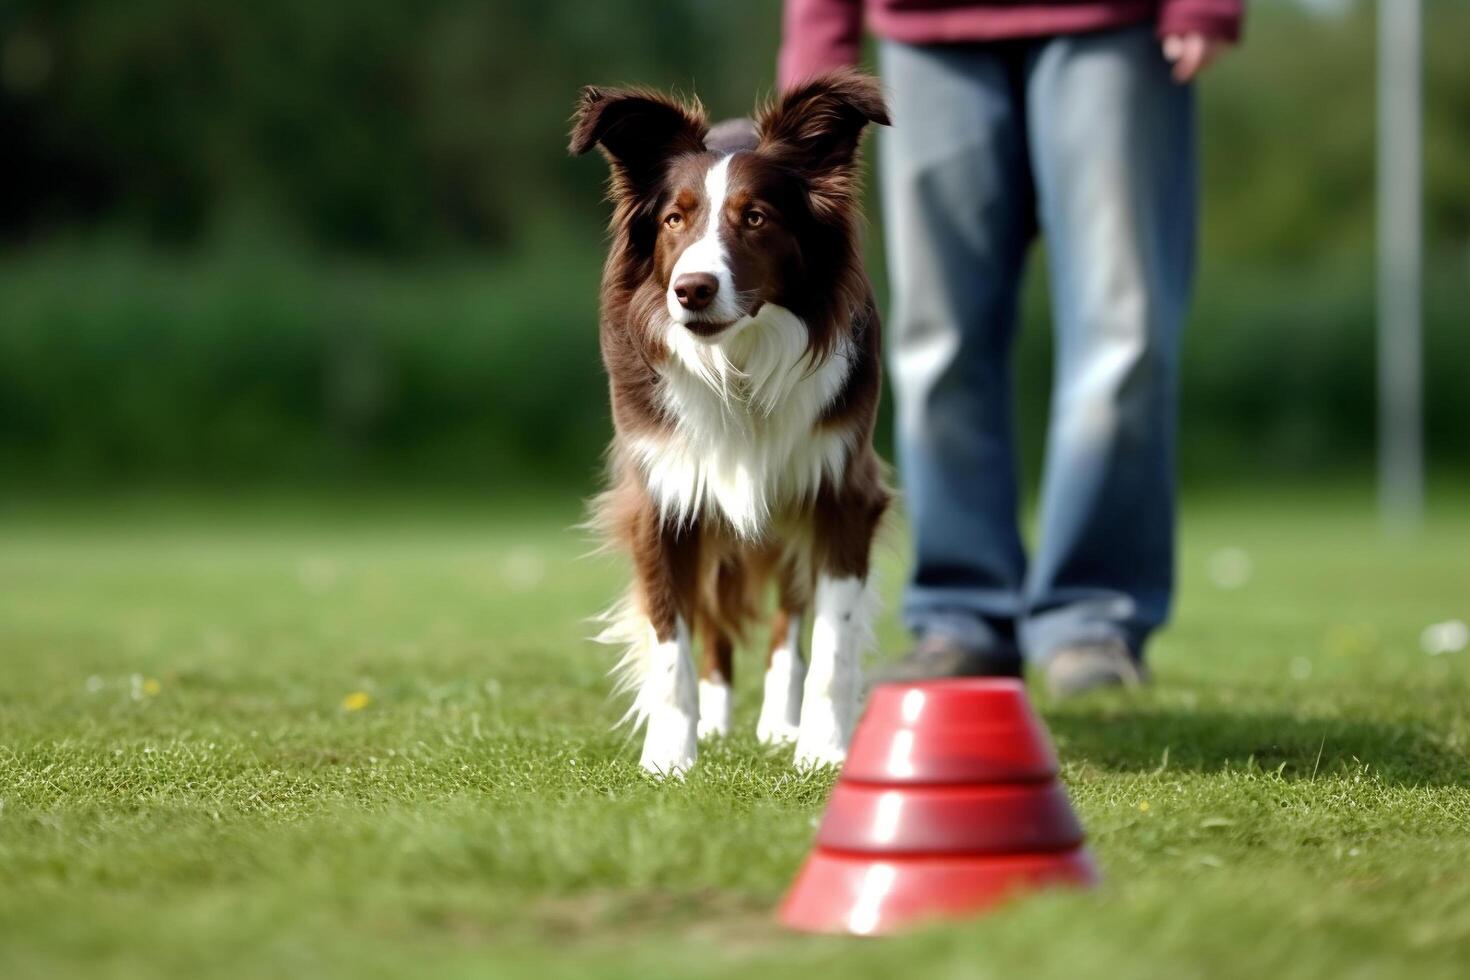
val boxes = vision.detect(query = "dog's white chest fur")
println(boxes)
[630,304,852,538]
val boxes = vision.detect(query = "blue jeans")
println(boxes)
[880,26,1196,664]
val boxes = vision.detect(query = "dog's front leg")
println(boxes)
[757,609,805,746]
[629,502,702,777]
[640,616,698,776]
[794,575,869,768]
[795,480,888,770]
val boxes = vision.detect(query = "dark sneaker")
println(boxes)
[1044,638,1148,698]
[870,634,1024,686]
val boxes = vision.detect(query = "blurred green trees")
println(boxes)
[1,1,781,252]
[0,1,1466,490]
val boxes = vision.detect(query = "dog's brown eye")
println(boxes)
[743,209,765,229]
[663,212,683,229]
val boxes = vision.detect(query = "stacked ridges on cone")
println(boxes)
[778,680,1099,935]
[816,780,1084,855]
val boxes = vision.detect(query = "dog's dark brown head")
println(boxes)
[570,71,888,352]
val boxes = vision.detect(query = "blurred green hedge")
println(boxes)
[1,240,1464,492]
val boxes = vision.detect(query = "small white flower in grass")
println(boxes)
[1207,547,1252,590]
[1289,656,1313,681]
[1420,619,1468,656]
[85,675,104,694]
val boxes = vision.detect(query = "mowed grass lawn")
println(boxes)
[2,490,1468,979]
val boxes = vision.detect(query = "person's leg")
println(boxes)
[879,40,1034,665]
[1021,25,1196,670]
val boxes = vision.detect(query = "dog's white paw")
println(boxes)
[635,621,698,777]
[757,719,800,746]
[793,737,847,770]
[793,576,865,770]
[641,705,697,777]
[697,678,731,740]
[757,644,804,747]
[793,697,849,770]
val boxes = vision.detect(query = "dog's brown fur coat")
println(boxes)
[571,71,890,768]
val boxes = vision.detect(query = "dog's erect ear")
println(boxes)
[756,69,889,175]
[569,86,708,187]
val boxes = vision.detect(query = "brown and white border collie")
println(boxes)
[570,71,890,775]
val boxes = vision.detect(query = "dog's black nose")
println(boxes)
[673,273,718,313]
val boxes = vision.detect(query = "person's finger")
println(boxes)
[1162,34,1185,63]
[1172,35,1207,83]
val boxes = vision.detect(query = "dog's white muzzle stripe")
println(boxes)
[667,154,740,325]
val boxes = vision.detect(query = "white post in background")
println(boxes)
[1377,0,1424,532]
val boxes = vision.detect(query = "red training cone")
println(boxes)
[778,679,1098,935]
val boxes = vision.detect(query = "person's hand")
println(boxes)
[1162,33,1230,83]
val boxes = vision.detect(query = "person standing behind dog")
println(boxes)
[779,0,1242,696]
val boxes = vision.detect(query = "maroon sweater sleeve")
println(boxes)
[779,0,864,90]
[1157,0,1244,42]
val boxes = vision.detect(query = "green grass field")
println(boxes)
[2,491,1468,978]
